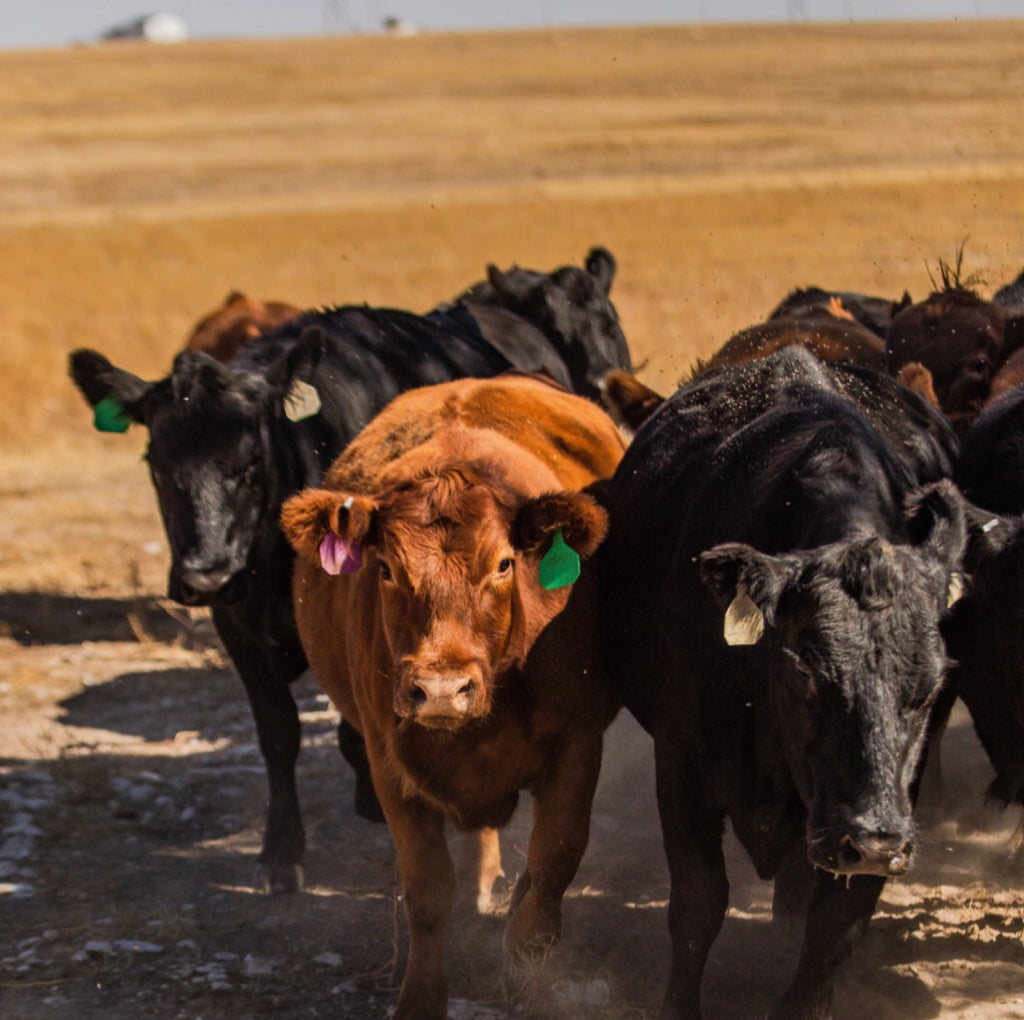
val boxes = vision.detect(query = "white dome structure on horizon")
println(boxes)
[100,12,190,44]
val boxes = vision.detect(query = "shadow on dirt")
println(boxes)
[0,591,216,649]
[56,665,255,745]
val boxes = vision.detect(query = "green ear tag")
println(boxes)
[93,396,131,433]
[538,528,581,590]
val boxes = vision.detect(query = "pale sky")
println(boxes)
[3,0,1024,50]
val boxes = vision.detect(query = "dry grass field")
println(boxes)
[2,20,1024,1020]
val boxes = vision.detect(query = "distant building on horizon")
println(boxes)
[99,12,190,44]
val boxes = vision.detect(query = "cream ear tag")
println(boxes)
[724,583,764,646]
[284,379,322,422]
[947,571,964,608]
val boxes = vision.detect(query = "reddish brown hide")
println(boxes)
[185,290,302,363]
[281,374,626,1020]
[703,304,885,373]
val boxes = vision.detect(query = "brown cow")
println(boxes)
[701,303,886,374]
[185,290,302,362]
[281,374,626,1020]
[885,287,1024,434]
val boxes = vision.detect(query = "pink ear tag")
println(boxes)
[319,531,362,575]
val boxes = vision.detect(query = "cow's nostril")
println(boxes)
[838,834,863,867]
[458,680,475,700]
[408,685,427,708]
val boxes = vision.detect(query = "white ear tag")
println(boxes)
[947,571,964,608]
[724,583,764,646]
[284,379,322,422]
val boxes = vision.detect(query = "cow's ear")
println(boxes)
[904,479,968,569]
[699,544,800,645]
[266,327,321,395]
[280,490,376,569]
[584,247,616,294]
[68,348,164,429]
[486,263,530,305]
[959,502,1019,570]
[1001,308,1024,358]
[513,491,608,561]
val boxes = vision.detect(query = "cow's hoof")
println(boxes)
[255,862,304,895]
[502,898,559,962]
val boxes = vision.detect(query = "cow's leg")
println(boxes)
[373,773,453,1020]
[213,604,306,894]
[504,729,602,957]
[336,718,384,822]
[454,827,504,915]
[654,736,728,1020]
[768,871,886,1020]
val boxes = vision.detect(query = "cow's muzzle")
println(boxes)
[807,832,913,877]
[399,670,483,729]
[170,566,242,606]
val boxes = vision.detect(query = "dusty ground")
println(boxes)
[3,21,1024,1019]
[1,450,1023,1020]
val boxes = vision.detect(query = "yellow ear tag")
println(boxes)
[724,583,764,646]
[284,379,322,422]
[947,571,964,608]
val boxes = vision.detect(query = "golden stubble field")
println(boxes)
[1,20,1024,1020]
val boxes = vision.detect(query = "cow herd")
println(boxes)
[68,248,1024,1019]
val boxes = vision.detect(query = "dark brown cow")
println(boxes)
[185,291,302,362]
[700,302,886,375]
[885,287,1024,433]
[985,346,1024,408]
[767,285,912,338]
[281,374,626,1020]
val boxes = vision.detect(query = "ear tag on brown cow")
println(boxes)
[93,396,131,433]
[538,528,580,590]
[319,530,362,575]
[946,571,964,608]
[284,379,322,422]
[724,584,764,646]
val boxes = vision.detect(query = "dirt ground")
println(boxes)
[4,20,1024,1019]
[1,448,1023,1020]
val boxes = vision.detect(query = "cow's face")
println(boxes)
[885,290,1006,426]
[485,247,632,399]
[143,369,270,606]
[282,469,607,731]
[700,481,967,878]
[69,332,323,606]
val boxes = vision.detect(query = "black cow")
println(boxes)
[69,254,633,894]
[596,347,967,1019]
[933,384,1024,855]
[448,246,632,400]
[993,267,1024,311]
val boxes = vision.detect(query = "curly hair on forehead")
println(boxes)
[380,459,521,531]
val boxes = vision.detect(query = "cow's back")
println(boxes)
[324,373,626,493]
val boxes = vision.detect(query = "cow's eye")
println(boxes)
[784,649,819,700]
[378,559,393,582]
[497,557,514,576]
